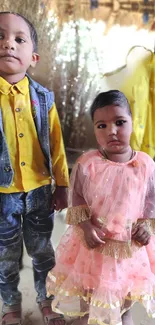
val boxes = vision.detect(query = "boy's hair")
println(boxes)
[0,12,38,52]
[90,90,131,120]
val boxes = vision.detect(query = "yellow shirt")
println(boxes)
[0,76,69,193]
[122,54,155,159]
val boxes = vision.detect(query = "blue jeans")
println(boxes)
[0,185,55,307]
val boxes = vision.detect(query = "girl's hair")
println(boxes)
[90,90,131,120]
[0,11,38,52]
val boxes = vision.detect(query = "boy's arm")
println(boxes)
[49,103,69,210]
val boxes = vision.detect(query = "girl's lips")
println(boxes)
[108,140,120,145]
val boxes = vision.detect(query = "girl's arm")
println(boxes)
[66,161,105,248]
[134,167,155,244]
[132,224,151,245]
[66,162,91,225]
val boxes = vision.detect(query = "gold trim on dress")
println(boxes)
[66,205,91,225]
[88,319,122,325]
[46,277,155,322]
[74,226,142,259]
[47,273,155,306]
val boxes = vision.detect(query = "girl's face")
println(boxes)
[93,105,132,154]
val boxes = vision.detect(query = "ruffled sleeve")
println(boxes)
[137,162,155,234]
[66,159,91,225]
[66,205,91,225]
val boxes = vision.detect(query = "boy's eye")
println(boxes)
[0,34,4,40]
[116,120,127,126]
[97,124,106,129]
[15,37,25,43]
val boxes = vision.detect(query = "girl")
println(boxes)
[46,90,155,325]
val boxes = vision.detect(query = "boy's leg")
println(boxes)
[23,185,66,325]
[23,185,55,302]
[19,237,24,271]
[0,193,25,323]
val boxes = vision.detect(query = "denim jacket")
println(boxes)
[0,75,54,187]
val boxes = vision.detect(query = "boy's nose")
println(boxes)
[1,40,15,51]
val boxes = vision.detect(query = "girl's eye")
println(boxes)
[16,37,25,43]
[0,34,4,40]
[97,124,106,129]
[116,120,127,126]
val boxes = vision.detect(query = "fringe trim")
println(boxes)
[137,218,155,235]
[66,214,155,256]
[75,226,142,259]
[46,275,155,317]
[66,205,91,225]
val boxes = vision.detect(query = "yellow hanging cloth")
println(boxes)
[121,53,155,158]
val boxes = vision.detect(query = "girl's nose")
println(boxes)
[107,125,117,136]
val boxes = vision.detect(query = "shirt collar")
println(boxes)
[0,76,29,95]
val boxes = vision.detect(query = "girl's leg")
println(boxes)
[122,309,134,325]
[72,297,89,325]
[72,315,88,325]
[122,294,134,325]
[72,310,134,325]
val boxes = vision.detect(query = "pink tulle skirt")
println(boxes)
[46,226,155,325]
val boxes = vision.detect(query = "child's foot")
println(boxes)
[2,306,22,325]
[72,315,88,325]
[122,310,134,325]
[39,300,66,325]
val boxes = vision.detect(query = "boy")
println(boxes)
[0,11,68,325]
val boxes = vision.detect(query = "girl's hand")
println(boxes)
[79,220,105,248]
[132,223,151,246]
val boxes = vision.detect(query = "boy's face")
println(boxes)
[0,14,39,80]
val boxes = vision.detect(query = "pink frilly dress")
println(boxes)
[46,150,155,325]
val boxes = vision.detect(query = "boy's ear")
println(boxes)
[30,53,40,68]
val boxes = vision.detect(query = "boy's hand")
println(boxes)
[52,186,68,211]
[80,220,105,248]
[132,223,151,246]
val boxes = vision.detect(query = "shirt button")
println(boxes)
[4,166,11,172]
[15,108,21,112]
[19,133,24,138]
[21,162,25,166]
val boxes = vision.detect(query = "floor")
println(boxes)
[0,211,154,325]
